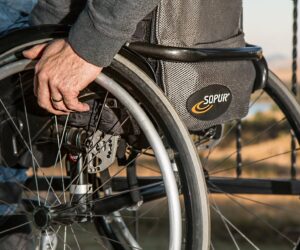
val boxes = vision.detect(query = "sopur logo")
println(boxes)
[203,93,231,105]
[187,84,232,120]
[191,100,214,115]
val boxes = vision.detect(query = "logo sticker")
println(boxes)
[186,84,232,120]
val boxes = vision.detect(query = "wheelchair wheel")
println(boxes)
[198,71,300,249]
[0,34,209,249]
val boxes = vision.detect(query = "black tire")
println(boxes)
[265,71,300,140]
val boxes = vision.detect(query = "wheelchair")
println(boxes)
[0,17,300,250]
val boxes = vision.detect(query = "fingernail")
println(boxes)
[84,105,90,111]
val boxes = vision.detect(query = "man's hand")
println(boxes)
[23,39,102,115]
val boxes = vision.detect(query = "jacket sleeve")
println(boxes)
[31,0,159,67]
[30,0,86,25]
[68,0,159,67]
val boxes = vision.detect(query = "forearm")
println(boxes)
[68,0,159,67]
[30,0,159,67]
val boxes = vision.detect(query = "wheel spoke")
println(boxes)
[45,230,55,250]
[44,115,70,205]
[74,222,143,250]
[0,220,32,235]
[92,90,109,134]
[49,226,72,250]
[69,225,81,250]
[0,168,38,209]
[208,117,287,173]
[211,147,300,175]
[214,189,300,216]
[209,182,295,245]
[249,90,265,109]
[138,163,161,174]
[0,96,62,204]
[210,204,259,249]
[212,197,240,249]
[19,73,41,205]
[63,226,67,250]
[127,198,168,227]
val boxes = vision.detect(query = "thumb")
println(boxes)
[23,43,48,59]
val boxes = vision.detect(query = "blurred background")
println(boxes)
[209,1,300,249]
[244,0,298,82]
[3,1,299,249]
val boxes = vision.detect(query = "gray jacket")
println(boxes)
[30,0,159,67]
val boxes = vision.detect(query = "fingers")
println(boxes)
[35,73,68,116]
[34,68,88,114]
[49,84,71,113]
[49,79,89,113]
[36,75,88,114]
[63,92,90,112]
[29,39,93,115]
[23,43,48,59]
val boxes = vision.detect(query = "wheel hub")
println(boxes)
[33,206,51,230]
[32,204,92,230]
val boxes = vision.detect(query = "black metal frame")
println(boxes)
[25,176,300,197]
[128,41,268,91]
[22,175,300,215]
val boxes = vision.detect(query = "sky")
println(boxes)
[243,0,297,68]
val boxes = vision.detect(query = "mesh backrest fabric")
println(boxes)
[154,0,256,131]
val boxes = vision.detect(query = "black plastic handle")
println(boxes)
[127,42,263,62]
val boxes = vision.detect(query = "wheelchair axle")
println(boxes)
[32,203,93,230]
